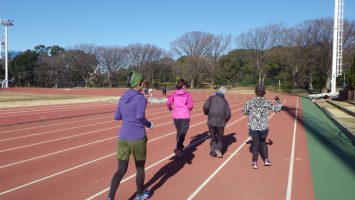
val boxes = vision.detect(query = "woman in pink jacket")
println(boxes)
[167,79,193,158]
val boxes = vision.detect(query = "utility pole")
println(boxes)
[1,19,14,89]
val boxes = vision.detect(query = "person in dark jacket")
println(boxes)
[203,87,231,158]
[107,71,154,200]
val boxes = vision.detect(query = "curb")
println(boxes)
[314,102,355,145]
[326,100,355,117]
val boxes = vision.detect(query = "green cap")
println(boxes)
[129,71,143,88]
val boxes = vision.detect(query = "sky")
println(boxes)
[1,0,354,52]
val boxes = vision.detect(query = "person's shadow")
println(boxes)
[128,131,209,200]
[221,133,237,155]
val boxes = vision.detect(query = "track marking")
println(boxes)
[0,103,245,197]
[0,101,244,151]
[86,116,247,200]
[286,97,299,200]
[186,100,287,200]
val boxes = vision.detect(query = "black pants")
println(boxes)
[249,129,269,162]
[108,159,145,200]
[173,119,190,150]
[209,126,224,152]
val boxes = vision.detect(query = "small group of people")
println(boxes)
[107,71,282,200]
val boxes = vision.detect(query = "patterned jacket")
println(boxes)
[242,97,282,131]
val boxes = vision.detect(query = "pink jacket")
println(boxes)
[167,89,193,119]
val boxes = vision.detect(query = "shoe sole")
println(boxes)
[264,163,272,166]
[215,150,223,158]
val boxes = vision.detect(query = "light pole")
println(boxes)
[330,0,344,94]
[1,19,14,89]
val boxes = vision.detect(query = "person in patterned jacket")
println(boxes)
[242,85,282,169]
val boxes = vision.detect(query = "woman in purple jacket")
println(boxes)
[107,71,153,200]
[167,79,193,158]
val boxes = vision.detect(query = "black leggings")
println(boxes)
[174,119,190,150]
[108,159,146,199]
[250,129,269,162]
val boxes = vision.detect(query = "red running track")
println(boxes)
[0,89,313,200]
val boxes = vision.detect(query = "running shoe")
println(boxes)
[215,150,223,158]
[251,161,258,169]
[264,159,272,166]
[135,190,151,200]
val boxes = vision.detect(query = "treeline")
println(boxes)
[1,18,354,90]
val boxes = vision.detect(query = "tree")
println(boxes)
[351,56,355,87]
[237,23,284,85]
[10,50,38,87]
[205,34,232,88]
[171,31,213,87]
[95,46,128,87]
[126,43,168,84]
[65,50,97,87]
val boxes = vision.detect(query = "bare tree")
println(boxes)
[237,23,284,85]
[126,43,167,84]
[65,50,97,87]
[95,46,128,87]
[205,34,232,88]
[171,31,214,87]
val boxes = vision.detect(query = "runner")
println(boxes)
[242,84,282,169]
[203,87,231,158]
[107,71,154,200]
[167,79,193,158]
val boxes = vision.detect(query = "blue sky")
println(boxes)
[1,0,354,52]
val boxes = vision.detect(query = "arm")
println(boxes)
[166,93,174,111]
[225,100,232,122]
[187,93,193,111]
[267,98,282,113]
[137,96,152,128]
[203,97,211,115]
[114,101,122,120]
[242,101,250,115]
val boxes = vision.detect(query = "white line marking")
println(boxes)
[186,100,287,200]
[0,99,246,197]
[286,98,299,200]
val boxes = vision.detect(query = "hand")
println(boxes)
[149,122,154,129]
[274,96,280,101]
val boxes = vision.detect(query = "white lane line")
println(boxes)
[86,116,247,200]
[0,104,177,134]
[0,104,115,117]
[0,103,244,167]
[0,107,179,142]
[0,101,244,151]
[286,98,299,200]
[0,154,115,196]
[186,100,287,200]
[0,104,245,197]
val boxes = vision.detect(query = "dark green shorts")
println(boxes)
[116,137,147,161]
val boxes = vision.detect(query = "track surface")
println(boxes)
[0,88,320,200]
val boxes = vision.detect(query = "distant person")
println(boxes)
[148,88,153,98]
[167,79,193,158]
[203,87,231,158]
[242,85,282,169]
[162,86,167,97]
[107,71,154,200]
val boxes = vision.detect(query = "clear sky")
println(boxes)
[1,0,354,52]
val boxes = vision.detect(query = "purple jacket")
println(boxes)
[114,89,151,140]
[167,89,193,119]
